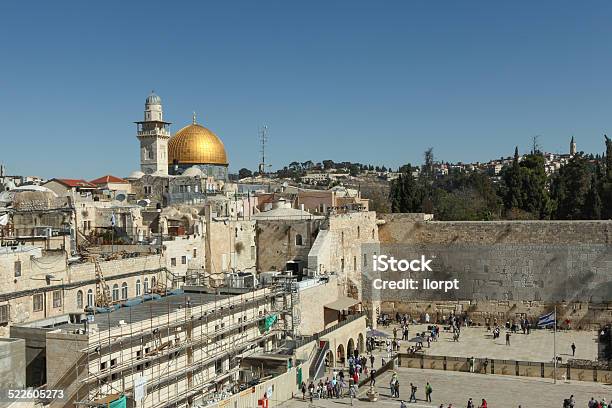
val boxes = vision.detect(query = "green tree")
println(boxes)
[583,173,602,219]
[499,148,551,219]
[550,154,592,219]
[238,168,252,179]
[389,166,424,213]
[601,135,612,219]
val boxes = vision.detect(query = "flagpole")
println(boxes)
[553,305,557,384]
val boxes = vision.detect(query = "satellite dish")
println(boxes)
[137,199,151,207]
[115,194,126,202]
[282,182,288,188]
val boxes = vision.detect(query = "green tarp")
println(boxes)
[109,395,127,408]
[259,314,278,333]
[297,367,302,385]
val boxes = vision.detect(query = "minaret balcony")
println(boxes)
[137,129,170,138]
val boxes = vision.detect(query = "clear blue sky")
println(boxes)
[2,1,612,179]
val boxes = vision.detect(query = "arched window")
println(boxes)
[77,290,83,309]
[87,289,94,307]
[151,276,156,289]
[144,277,149,294]
[112,284,119,302]
[372,229,375,239]
[121,282,128,300]
[295,234,303,246]
[136,279,141,297]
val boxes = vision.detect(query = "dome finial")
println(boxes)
[192,112,197,125]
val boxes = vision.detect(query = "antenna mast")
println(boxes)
[258,125,268,176]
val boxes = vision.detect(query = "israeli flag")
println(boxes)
[110,212,116,227]
[537,311,555,327]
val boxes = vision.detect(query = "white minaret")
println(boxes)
[136,91,171,175]
[570,136,577,156]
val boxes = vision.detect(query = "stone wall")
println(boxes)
[294,277,341,335]
[207,219,256,275]
[255,219,321,273]
[373,214,612,326]
[45,331,88,389]
[0,338,26,389]
[327,212,379,298]
[378,214,612,245]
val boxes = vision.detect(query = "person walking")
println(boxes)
[469,356,475,373]
[505,332,511,346]
[478,398,487,408]
[409,383,417,402]
[467,397,474,408]
[571,342,576,357]
[425,382,432,402]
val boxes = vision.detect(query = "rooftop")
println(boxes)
[46,178,97,189]
[90,175,129,185]
[17,292,230,332]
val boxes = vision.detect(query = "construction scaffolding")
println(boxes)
[48,284,293,408]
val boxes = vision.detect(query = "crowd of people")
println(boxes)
[297,311,604,408]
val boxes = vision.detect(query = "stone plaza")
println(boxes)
[383,323,599,363]
[282,367,612,408]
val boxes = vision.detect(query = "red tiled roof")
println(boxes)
[90,175,128,185]
[47,178,97,188]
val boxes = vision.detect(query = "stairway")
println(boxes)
[309,341,329,380]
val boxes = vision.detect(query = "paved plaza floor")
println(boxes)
[379,323,599,363]
[282,368,612,408]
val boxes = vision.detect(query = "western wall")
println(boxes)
[371,213,612,328]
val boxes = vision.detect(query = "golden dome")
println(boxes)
[168,121,228,165]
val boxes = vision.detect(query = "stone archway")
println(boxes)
[357,333,365,354]
[347,338,355,359]
[337,344,346,366]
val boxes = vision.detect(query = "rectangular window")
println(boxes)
[193,249,197,258]
[353,256,357,271]
[52,290,62,308]
[144,185,152,195]
[250,245,256,260]
[0,304,9,324]
[171,258,176,267]
[33,294,43,312]
[363,253,367,267]
[14,261,21,277]
[181,256,187,265]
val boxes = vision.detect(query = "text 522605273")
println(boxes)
[1,389,65,402]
